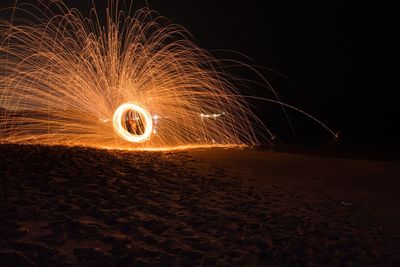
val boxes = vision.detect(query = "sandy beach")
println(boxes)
[1,144,399,266]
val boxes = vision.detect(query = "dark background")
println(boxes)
[2,0,397,151]
[137,1,396,151]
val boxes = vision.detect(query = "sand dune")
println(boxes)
[0,144,399,266]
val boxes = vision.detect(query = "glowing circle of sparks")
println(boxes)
[112,103,153,143]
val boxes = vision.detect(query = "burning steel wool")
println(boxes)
[0,0,266,150]
[0,1,335,150]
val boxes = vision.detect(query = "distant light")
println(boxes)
[99,118,110,123]
[200,113,222,119]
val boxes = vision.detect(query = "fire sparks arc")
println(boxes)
[0,1,264,149]
[112,103,153,143]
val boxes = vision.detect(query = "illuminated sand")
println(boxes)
[1,145,399,266]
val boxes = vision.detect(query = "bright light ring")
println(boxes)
[113,103,153,143]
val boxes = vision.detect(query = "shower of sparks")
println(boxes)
[0,1,336,150]
[0,0,265,149]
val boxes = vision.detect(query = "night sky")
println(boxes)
[2,0,396,150]
[139,1,395,150]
